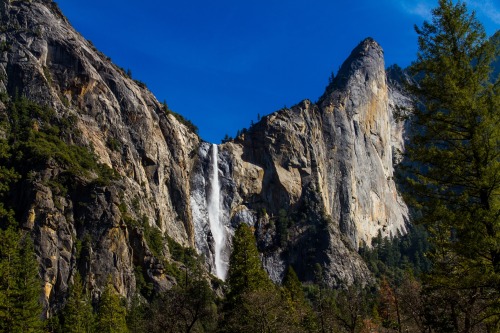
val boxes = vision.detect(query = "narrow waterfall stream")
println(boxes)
[207,144,227,280]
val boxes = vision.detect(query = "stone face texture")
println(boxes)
[1,0,409,310]
[210,39,409,285]
[0,0,199,313]
[318,39,409,248]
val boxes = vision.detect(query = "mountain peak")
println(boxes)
[348,37,383,60]
[335,37,384,86]
[320,37,385,104]
[356,37,381,51]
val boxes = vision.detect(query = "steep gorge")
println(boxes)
[0,0,409,312]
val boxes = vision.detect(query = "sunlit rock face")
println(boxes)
[317,38,409,248]
[204,38,409,286]
[192,39,408,287]
[1,0,410,311]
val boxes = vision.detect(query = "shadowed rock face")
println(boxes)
[0,0,199,314]
[0,0,409,311]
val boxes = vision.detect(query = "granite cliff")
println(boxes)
[0,0,409,314]
[0,0,200,314]
[192,38,409,285]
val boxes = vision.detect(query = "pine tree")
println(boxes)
[0,227,20,330]
[13,234,44,333]
[226,224,273,302]
[403,0,500,330]
[96,278,128,333]
[0,137,19,227]
[126,294,146,333]
[222,224,279,333]
[283,266,305,304]
[0,130,42,332]
[0,228,44,333]
[62,272,94,333]
[282,266,317,332]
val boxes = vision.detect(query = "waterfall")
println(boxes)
[207,144,227,280]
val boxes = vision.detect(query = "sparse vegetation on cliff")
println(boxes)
[0,0,498,331]
[162,101,199,135]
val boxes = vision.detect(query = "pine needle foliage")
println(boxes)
[226,224,273,303]
[402,0,500,330]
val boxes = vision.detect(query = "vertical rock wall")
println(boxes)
[0,0,199,313]
[191,38,409,286]
[1,0,411,309]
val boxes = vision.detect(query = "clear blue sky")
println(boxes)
[55,0,499,144]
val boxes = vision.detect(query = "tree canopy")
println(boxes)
[403,0,500,330]
[226,224,273,302]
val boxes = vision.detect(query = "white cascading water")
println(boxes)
[207,144,227,280]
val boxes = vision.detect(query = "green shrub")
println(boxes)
[106,137,121,152]
[161,102,199,135]
[144,224,163,258]
[134,265,153,298]
[7,98,118,184]
[166,235,197,267]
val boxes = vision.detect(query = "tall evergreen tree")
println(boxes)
[282,266,317,332]
[13,234,44,333]
[126,295,146,333]
[0,122,43,332]
[0,137,19,227]
[0,228,44,333]
[0,226,20,330]
[403,0,500,330]
[226,224,273,302]
[96,278,128,333]
[222,224,280,333]
[283,266,305,304]
[62,272,94,333]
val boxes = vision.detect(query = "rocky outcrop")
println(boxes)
[0,0,199,314]
[318,38,408,247]
[0,0,410,312]
[238,39,409,247]
[192,39,409,286]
